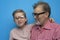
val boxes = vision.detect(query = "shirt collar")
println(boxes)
[42,20,53,30]
[34,20,53,30]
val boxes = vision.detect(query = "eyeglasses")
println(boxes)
[33,12,46,16]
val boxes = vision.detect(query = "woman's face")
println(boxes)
[14,12,27,27]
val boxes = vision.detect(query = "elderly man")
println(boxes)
[30,2,60,40]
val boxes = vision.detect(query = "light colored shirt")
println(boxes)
[9,24,33,40]
[30,20,60,40]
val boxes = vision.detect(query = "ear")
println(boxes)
[45,12,49,17]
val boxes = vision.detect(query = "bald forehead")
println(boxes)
[34,5,44,13]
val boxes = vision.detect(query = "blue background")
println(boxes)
[0,0,60,40]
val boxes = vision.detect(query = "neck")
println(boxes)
[40,18,49,28]
[17,25,26,29]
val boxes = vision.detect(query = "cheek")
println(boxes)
[38,14,45,18]
[14,20,18,23]
[42,14,47,18]
[38,15,47,21]
[42,15,47,20]
[22,19,26,23]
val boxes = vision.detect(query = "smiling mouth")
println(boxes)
[18,21,22,24]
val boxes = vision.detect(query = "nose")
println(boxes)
[18,18,22,22]
[34,16,39,21]
[34,16,36,18]
[34,15,39,19]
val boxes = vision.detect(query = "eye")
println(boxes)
[15,17,19,19]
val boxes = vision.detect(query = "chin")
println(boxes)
[19,24,24,26]
[18,25,23,27]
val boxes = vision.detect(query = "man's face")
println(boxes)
[14,12,27,27]
[33,5,49,25]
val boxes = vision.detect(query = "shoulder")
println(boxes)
[50,22,60,28]
[50,22,60,33]
[26,24,34,27]
[26,24,34,30]
[10,28,18,35]
[53,23,60,38]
